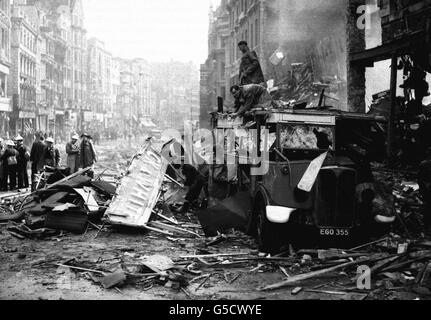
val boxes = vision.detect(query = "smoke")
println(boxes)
[275,0,347,109]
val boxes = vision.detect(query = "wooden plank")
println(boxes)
[149,221,202,238]
[180,252,251,259]
[387,54,398,163]
[260,258,370,291]
[349,237,388,251]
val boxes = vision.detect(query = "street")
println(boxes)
[0,140,430,301]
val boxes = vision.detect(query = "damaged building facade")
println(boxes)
[351,0,431,160]
[200,0,372,126]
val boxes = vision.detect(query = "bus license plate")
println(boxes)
[320,228,350,236]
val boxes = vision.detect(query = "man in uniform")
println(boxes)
[66,134,80,174]
[14,135,30,189]
[238,41,265,86]
[43,137,61,168]
[230,84,273,118]
[80,133,97,178]
[1,140,18,191]
[30,132,46,191]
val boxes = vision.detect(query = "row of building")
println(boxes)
[0,0,200,141]
[0,0,88,139]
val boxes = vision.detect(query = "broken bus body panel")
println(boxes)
[106,141,168,228]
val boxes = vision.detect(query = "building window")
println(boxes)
[0,28,8,57]
[0,0,8,13]
[250,23,254,48]
[0,73,6,97]
[255,18,259,46]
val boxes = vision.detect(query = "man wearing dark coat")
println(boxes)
[30,132,46,191]
[238,41,265,86]
[230,84,273,117]
[43,137,61,168]
[80,133,97,178]
[14,135,30,189]
[1,141,19,191]
[66,134,80,174]
[161,139,209,213]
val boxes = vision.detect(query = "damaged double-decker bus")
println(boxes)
[209,108,395,253]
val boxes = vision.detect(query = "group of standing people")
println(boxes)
[0,135,30,191]
[65,132,98,178]
[0,131,98,192]
[229,41,272,118]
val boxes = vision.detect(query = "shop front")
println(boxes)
[0,64,11,138]
[0,97,11,138]
[64,109,79,137]
[16,110,36,146]
[81,110,94,132]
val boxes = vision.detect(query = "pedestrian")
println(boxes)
[238,41,265,86]
[162,140,209,213]
[30,132,46,191]
[43,137,61,168]
[80,133,97,178]
[230,84,273,118]
[66,133,80,174]
[14,135,30,189]
[0,140,18,191]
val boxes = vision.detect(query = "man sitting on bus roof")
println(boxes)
[230,84,273,118]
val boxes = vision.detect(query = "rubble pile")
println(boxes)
[258,235,430,298]
[4,169,113,239]
[271,62,345,110]
[373,168,425,238]
[32,230,431,300]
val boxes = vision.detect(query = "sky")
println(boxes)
[83,0,221,64]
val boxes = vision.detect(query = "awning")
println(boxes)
[0,97,11,112]
[19,111,36,119]
[0,64,10,75]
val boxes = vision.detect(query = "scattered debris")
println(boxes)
[101,271,127,289]
[1,139,429,301]
[291,287,303,295]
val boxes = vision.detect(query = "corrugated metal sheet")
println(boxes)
[106,141,168,228]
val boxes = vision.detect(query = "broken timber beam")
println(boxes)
[180,253,251,259]
[260,259,367,291]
